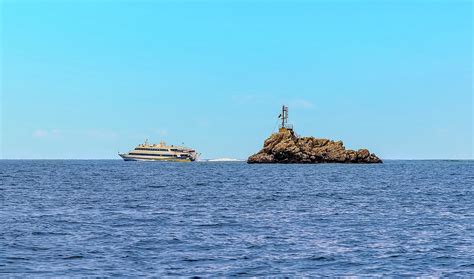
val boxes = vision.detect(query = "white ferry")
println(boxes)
[119,140,199,162]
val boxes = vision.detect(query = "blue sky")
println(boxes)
[1,0,472,159]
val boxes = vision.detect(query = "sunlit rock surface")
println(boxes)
[248,128,382,164]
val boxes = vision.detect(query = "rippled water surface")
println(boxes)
[1,160,473,276]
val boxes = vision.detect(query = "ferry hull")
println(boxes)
[119,153,193,162]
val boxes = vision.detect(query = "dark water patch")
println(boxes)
[62,255,84,260]
[148,185,166,188]
[182,257,216,262]
[308,255,336,261]
[31,231,70,236]
[5,257,29,261]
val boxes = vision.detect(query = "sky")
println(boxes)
[0,0,472,159]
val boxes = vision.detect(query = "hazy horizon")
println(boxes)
[1,0,472,160]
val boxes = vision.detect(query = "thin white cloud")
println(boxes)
[32,129,62,138]
[231,94,260,105]
[84,130,118,140]
[289,99,315,109]
[32,129,48,138]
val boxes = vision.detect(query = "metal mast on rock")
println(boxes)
[279,105,293,132]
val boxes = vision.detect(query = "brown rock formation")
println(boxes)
[247,128,382,164]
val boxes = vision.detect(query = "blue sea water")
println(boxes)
[1,160,473,277]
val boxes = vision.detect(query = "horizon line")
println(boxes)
[0,158,473,161]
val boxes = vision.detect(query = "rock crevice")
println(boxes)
[247,129,382,164]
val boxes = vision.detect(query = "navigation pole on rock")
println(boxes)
[279,105,293,132]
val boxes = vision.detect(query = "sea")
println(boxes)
[1,160,473,277]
